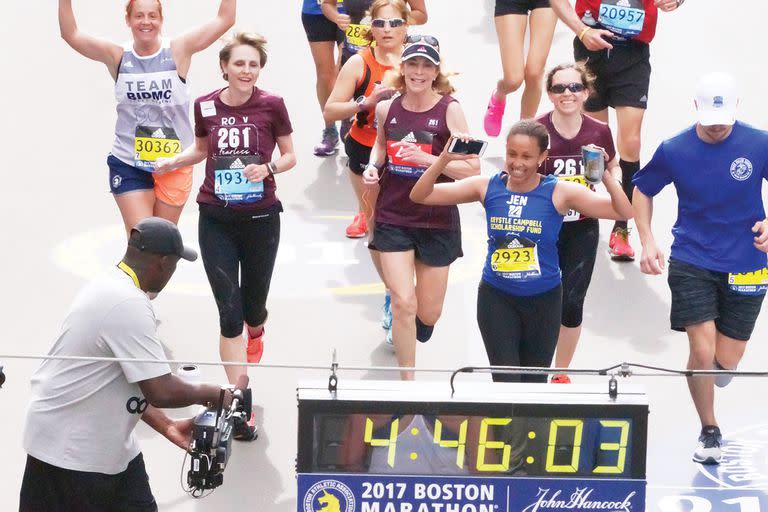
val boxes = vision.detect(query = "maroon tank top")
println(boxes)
[375,94,459,230]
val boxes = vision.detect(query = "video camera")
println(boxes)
[186,375,253,495]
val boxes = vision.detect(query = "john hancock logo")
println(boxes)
[303,480,356,512]
[522,487,635,512]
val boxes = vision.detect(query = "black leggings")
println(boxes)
[198,208,280,338]
[557,218,599,328]
[476,280,562,383]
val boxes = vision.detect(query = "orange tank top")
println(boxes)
[348,47,393,148]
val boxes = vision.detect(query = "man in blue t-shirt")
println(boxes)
[633,72,768,466]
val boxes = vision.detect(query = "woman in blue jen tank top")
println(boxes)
[410,120,632,382]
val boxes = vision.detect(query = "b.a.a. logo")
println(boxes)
[303,480,356,512]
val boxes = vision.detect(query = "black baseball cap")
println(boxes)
[129,217,198,261]
[401,43,440,66]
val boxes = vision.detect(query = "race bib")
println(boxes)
[134,126,182,170]
[345,23,371,52]
[491,239,541,280]
[214,155,264,204]
[598,0,645,37]
[386,130,434,179]
[557,174,591,222]
[728,269,768,296]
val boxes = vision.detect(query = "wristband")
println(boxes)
[578,26,591,41]
[267,162,277,175]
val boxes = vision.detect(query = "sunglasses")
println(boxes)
[549,83,586,94]
[371,18,406,28]
[406,34,440,50]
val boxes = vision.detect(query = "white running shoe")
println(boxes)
[693,425,722,465]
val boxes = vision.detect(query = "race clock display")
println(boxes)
[297,380,648,512]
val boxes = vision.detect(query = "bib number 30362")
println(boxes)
[598,0,645,37]
[134,125,182,170]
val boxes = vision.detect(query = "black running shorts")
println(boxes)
[495,0,550,16]
[371,222,463,267]
[301,13,345,43]
[573,37,651,111]
[345,135,372,175]
[667,258,765,341]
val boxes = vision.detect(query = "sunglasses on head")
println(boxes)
[405,34,440,49]
[549,83,586,94]
[371,18,406,28]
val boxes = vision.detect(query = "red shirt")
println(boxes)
[194,88,293,213]
[575,0,658,44]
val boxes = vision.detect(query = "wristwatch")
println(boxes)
[355,96,369,112]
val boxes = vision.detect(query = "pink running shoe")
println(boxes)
[483,90,506,137]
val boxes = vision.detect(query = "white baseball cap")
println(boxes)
[695,72,738,126]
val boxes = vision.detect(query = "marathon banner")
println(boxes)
[298,473,645,512]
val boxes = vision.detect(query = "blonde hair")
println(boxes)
[125,0,163,17]
[364,0,410,44]
[219,32,268,68]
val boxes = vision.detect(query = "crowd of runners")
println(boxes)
[30,0,768,486]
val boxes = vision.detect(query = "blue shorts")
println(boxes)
[107,154,154,194]
[667,258,765,341]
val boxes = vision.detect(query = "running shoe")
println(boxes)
[246,332,264,364]
[385,324,394,348]
[346,213,368,238]
[313,127,339,156]
[714,361,735,388]
[550,374,571,384]
[609,227,635,261]
[233,411,259,442]
[382,293,392,330]
[693,425,722,465]
[483,90,506,137]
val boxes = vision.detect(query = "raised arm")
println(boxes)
[409,148,488,206]
[171,0,236,74]
[58,0,123,77]
[553,173,632,221]
[441,103,480,180]
[406,0,428,25]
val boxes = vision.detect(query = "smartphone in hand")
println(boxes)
[447,137,488,157]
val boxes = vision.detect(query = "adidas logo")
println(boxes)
[151,128,166,139]
[390,117,397,124]
[230,158,245,169]
[507,239,524,249]
[123,60,134,68]
[401,131,417,143]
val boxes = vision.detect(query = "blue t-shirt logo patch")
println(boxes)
[730,157,753,181]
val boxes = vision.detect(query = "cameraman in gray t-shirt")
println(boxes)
[20,218,240,512]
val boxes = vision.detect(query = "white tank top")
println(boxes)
[111,39,193,170]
